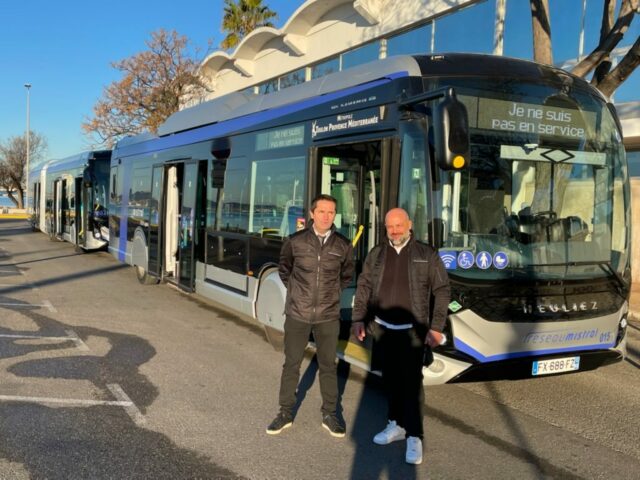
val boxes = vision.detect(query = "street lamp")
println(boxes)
[24,83,31,212]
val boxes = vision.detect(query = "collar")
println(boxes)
[312,226,332,240]
[388,235,411,254]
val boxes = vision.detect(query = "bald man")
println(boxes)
[351,208,450,465]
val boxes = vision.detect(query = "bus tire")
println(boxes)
[135,265,159,285]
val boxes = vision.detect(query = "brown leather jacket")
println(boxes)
[352,236,450,332]
[279,225,354,324]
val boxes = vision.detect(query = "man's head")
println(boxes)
[385,208,412,246]
[310,194,337,234]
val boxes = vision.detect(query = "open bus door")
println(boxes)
[147,165,164,280]
[75,177,84,248]
[52,179,63,239]
[157,161,202,291]
[312,138,392,365]
[314,139,389,272]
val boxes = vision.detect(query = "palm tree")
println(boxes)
[221,0,277,50]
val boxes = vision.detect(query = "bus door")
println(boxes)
[75,177,84,247]
[315,139,387,268]
[53,179,63,237]
[163,161,199,291]
[147,165,164,279]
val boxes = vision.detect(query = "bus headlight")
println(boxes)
[617,315,628,345]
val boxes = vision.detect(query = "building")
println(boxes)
[198,0,639,279]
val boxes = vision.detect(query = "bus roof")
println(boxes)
[44,150,111,175]
[113,53,605,157]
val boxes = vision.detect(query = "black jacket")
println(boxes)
[352,236,450,332]
[279,225,354,324]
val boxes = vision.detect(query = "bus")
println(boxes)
[108,53,631,384]
[30,150,111,250]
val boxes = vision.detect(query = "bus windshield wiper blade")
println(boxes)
[593,261,626,293]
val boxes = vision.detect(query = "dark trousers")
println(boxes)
[373,323,426,439]
[279,316,340,417]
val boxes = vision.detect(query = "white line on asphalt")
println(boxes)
[107,384,146,426]
[42,299,57,312]
[0,282,40,290]
[0,333,74,341]
[65,329,90,351]
[0,301,56,312]
[0,394,132,407]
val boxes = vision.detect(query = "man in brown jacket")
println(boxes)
[267,194,354,438]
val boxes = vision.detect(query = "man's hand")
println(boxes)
[426,330,443,348]
[352,322,366,342]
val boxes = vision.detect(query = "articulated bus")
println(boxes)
[108,53,631,384]
[30,150,111,250]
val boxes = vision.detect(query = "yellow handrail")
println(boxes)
[352,225,364,247]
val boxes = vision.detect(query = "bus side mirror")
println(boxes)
[433,94,470,170]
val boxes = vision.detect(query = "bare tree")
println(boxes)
[0,132,47,208]
[83,29,209,147]
[530,0,553,65]
[531,0,640,97]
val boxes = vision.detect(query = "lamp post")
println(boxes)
[24,83,31,212]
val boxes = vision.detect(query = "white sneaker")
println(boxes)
[373,420,406,445]
[405,436,423,465]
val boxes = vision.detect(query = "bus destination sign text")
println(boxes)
[462,96,596,140]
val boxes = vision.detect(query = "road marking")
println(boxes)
[0,300,56,312]
[42,299,57,312]
[0,282,41,291]
[0,333,74,341]
[0,384,145,426]
[107,384,146,426]
[0,331,87,350]
[0,394,132,407]
[65,329,90,351]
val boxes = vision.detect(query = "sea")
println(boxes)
[0,194,15,207]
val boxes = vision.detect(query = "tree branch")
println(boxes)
[572,0,638,78]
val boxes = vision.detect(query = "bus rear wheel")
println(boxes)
[135,265,159,285]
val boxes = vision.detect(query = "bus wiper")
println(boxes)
[594,261,626,294]
[564,260,626,293]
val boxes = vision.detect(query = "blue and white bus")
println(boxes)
[107,53,631,384]
[30,150,111,250]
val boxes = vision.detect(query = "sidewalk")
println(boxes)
[0,208,28,219]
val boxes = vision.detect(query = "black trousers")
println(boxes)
[279,316,340,417]
[372,322,426,439]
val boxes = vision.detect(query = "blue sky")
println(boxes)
[0,0,637,162]
[0,0,299,162]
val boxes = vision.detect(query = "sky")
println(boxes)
[0,0,299,163]
[0,0,637,163]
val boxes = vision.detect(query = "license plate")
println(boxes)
[532,356,580,376]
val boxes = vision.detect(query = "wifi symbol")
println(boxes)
[439,251,457,269]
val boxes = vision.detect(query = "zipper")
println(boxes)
[311,238,322,321]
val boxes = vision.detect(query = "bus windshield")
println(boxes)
[414,78,629,282]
